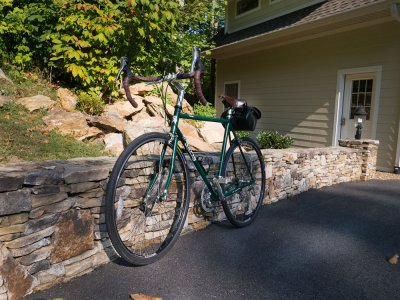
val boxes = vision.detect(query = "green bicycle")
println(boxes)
[105,47,266,266]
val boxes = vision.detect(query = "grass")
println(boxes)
[0,102,107,163]
[0,67,57,100]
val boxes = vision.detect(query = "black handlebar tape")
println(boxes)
[123,74,163,108]
[176,72,193,80]
[193,70,208,106]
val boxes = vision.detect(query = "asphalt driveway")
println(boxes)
[25,179,400,300]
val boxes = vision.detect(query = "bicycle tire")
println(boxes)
[221,136,266,227]
[105,132,190,265]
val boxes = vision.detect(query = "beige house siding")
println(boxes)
[226,0,325,33]
[216,21,400,170]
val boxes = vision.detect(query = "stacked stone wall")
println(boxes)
[0,140,378,299]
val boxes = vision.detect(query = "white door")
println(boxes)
[340,73,376,139]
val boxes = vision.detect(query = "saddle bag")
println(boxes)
[222,105,261,131]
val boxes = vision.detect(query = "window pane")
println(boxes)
[358,93,365,106]
[352,80,359,93]
[365,93,372,106]
[351,94,358,106]
[366,79,373,92]
[360,80,366,92]
[225,83,239,98]
[237,0,258,15]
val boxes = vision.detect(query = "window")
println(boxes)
[350,79,373,120]
[236,0,259,16]
[269,0,283,4]
[224,82,240,98]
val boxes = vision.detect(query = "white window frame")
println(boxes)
[333,66,382,147]
[224,81,241,99]
[235,0,260,18]
[269,0,283,5]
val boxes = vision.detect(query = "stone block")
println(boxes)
[0,174,24,192]
[67,182,100,194]
[0,224,25,236]
[31,192,68,208]
[24,214,59,235]
[0,190,31,216]
[11,238,51,257]
[0,245,34,300]
[50,210,94,263]
[5,226,54,249]
[0,213,28,227]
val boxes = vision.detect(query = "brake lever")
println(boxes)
[114,57,129,83]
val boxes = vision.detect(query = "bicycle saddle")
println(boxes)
[220,95,247,108]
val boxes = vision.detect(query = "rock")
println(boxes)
[24,214,60,235]
[57,88,77,112]
[43,108,90,138]
[0,224,25,236]
[186,136,214,152]
[63,159,113,184]
[50,210,94,264]
[0,213,28,227]
[88,111,127,133]
[0,245,34,300]
[104,98,144,118]
[197,122,225,145]
[27,259,50,275]
[0,190,31,217]
[31,192,68,209]
[0,95,13,108]
[123,117,167,145]
[0,68,13,84]
[10,237,51,257]
[16,95,55,112]
[5,226,54,249]
[67,181,99,194]
[143,95,164,106]
[77,126,104,142]
[35,263,65,286]
[180,121,202,140]
[103,133,124,155]
[0,173,24,192]
[19,245,52,266]
[125,83,154,96]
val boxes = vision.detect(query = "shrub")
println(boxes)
[256,130,293,149]
[193,102,216,118]
[76,90,104,115]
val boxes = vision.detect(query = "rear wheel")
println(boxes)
[221,137,266,227]
[105,132,190,265]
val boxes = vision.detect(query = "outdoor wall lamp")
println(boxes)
[354,106,368,140]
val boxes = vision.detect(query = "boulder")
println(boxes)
[16,95,56,112]
[57,88,77,112]
[186,136,214,152]
[0,95,13,108]
[104,98,144,118]
[88,111,127,133]
[121,83,154,96]
[124,117,167,145]
[179,121,202,140]
[77,127,104,142]
[197,122,225,145]
[103,133,124,155]
[43,108,90,138]
[0,68,13,84]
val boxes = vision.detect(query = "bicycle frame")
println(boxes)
[157,81,256,202]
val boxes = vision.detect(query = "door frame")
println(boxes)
[332,66,382,146]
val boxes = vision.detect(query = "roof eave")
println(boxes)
[211,0,394,59]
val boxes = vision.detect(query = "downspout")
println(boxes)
[390,2,400,22]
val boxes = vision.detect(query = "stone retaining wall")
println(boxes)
[0,140,378,300]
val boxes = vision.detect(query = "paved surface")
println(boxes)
[25,180,400,300]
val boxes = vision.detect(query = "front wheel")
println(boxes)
[105,132,190,265]
[221,136,266,227]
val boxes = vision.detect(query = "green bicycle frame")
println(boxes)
[157,83,256,201]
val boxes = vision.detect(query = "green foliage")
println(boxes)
[256,130,293,149]
[194,102,216,118]
[0,0,226,102]
[0,102,106,162]
[76,90,104,115]
[236,131,249,139]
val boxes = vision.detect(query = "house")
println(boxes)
[211,0,400,173]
